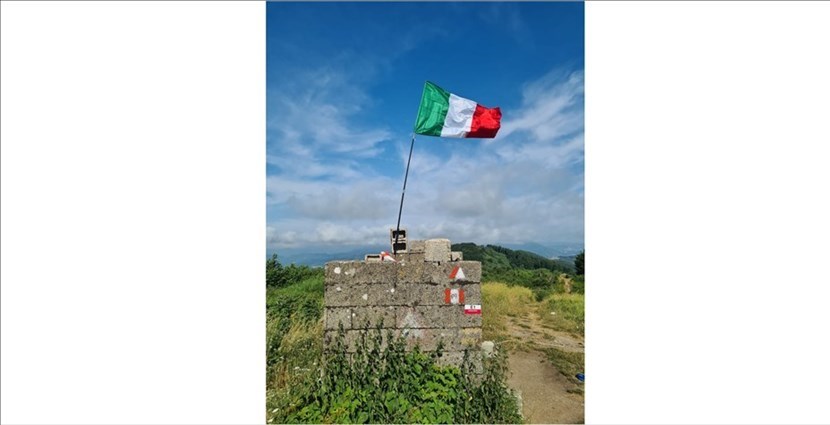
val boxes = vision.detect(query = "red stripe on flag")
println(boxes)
[445,289,450,304]
[467,105,501,138]
[459,289,465,304]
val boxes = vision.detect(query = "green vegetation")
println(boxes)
[266,244,584,423]
[480,282,535,344]
[452,243,575,277]
[453,243,584,299]
[544,347,585,387]
[266,267,325,424]
[266,253,323,288]
[539,293,585,336]
[481,284,584,387]
[276,327,522,424]
[266,254,522,424]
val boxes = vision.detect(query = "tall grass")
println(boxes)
[538,293,584,336]
[267,320,323,420]
[544,347,585,387]
[266,274,324,420]
[481,282,534,344]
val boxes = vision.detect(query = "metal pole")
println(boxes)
[394,134,416,255]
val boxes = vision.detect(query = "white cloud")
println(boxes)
[497,70,584,142]
[267,175,399,218]
[267,67,584,251]
[267,220,394,249]
[267,69,393,162]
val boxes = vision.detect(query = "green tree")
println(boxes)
[266,253,285,287]
[575,250,584,276]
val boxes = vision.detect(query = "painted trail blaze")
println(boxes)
[444,288,465,305]
[449,266,466,281]
[464,304,482,315]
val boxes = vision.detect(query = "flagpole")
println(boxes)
[394,133,416,255]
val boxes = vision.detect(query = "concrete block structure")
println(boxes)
[324,238,482,368]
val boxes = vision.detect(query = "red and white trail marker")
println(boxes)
[464,304,482,315]
[380,251,396,262]
[444,288,465,305]
[449,266,466,281]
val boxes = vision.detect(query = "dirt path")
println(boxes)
[504,307,584,353]
[507,350,584,424]
[503,305,584,424]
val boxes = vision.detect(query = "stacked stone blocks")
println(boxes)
[324,238,481,367]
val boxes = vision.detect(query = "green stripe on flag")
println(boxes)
[413,81,450,136]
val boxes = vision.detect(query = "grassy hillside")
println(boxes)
[452,243,576,275]
[452,243,582,300]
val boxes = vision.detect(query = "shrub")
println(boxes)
[272,325,522,424]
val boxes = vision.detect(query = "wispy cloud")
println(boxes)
[267,67,584,251]
[497,69,584,142]
[267,68,393,164]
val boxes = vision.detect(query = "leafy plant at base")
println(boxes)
[276,323,522,424]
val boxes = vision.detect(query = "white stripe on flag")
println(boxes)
[440,94,476,137]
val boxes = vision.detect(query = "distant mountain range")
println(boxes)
[273,245,387,267]
[270,241,583,267]
[497,242,584,259]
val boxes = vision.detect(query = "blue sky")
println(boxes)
[267,2,584,254]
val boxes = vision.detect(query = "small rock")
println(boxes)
[481,340,495,357]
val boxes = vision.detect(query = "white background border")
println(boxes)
[587,2,830,423]
[2,1,829,424]
[2,2,265,424]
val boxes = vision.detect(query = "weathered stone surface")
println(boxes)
[424,238,451,262]
[396,283,481,306]
[324,329,389,353]
[458,309,483,328]
[458,284,482,304]
[396,261,425,284]
[324,283,357,306]
[400,327,460,351]
[395,283,438,306]
[399,252,425,263]
[422,261,481,285]
[325,283,400,306]
[451,251,464,261]
[324,307,352,330]
[325,261,398,285]
[349,262,398,285]
[325,261,360,285]
[408,240,426,253]
[351,305,397,329]
[434,350,465,368]
[323,238,482,368]
[459,328,482,348]
[435,350,483,373]
[421,262,451,286]
[396,305,462,329]
[450,261,482,283]
[481,341,495,358]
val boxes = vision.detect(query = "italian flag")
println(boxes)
[413,81,502,138]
